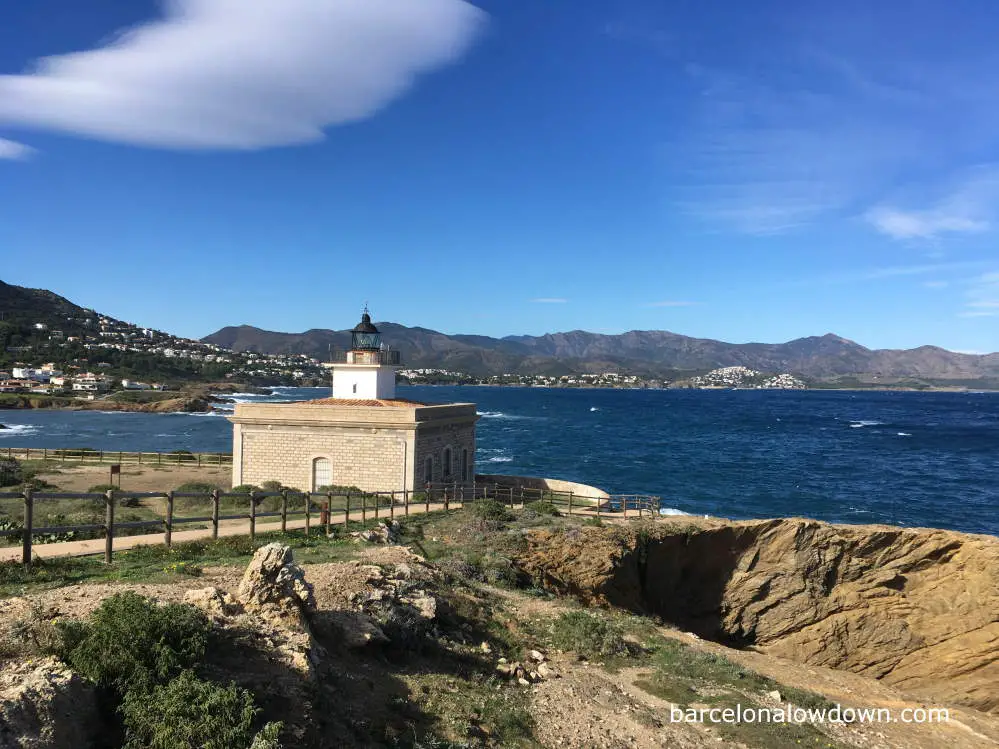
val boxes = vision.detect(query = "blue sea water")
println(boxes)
[1,386,997,536]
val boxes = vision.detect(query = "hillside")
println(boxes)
[203,323,999,382]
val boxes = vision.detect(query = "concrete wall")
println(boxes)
[475,473,610,502]
[331,365,396,399]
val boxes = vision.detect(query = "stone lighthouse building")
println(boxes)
[228,310,478,494]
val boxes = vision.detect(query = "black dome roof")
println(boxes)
[352,311,379,334]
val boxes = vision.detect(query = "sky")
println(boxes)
[1,0,998,353]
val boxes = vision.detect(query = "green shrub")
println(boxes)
[0,458,22,488]
[465,499,512,522]
[524,500,560,517]
[87,483,117,493]
[59,592,210,695]
[549,611,628,659]
[582,517,603,527]
[175,481,218,494]
[230,484,261,494]
[260,480,284,492]
[121,670,262,749]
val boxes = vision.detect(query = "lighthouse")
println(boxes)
[228,308,479,494]
[330,308,400,400]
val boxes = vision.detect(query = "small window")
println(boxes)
[312,457,332,492]
[424,456,434,485]
[352,383,357,394]
[442,447,452,480]
[460,449,468,481]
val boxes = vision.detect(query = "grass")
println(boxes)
[406,672,539,748]
[634,637,846,749]
[0,524,388,596]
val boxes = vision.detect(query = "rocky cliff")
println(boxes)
[515,517,999,714]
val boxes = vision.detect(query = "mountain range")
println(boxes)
[4,278,999,385]
[201,323,999,384]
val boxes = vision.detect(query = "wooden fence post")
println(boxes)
[304,493,311,537]
[211,489,220,539]
[281,490,288,533]
[104,489,115,564]
[165,491,174,547]
[345,491,351,528]
[389,491,395,520]
[374,492,379,520]
[404,489,409,517]
[22,489,33,570]
[249,491,257,540]
[568,490,573,516]
[425,487,430,514]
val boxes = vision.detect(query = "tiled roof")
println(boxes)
[302,398,426,407]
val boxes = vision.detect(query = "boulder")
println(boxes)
[0,657,98,749]
[183,587,241,618]
[237,543,315,626]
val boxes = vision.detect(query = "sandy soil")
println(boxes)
[33,463,232,493]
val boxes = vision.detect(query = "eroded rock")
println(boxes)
[0,657,98,749]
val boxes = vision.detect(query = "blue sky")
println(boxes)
[2,0,998,353]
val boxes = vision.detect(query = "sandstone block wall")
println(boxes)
[236,425,411,493]
[415,421,476,486]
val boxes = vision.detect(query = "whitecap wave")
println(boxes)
[897,432,912,437]
[849,420,883,428]
[0,424,39,437]
[659,507,693,516]
[483,456,513,463]
[589,407,599,412]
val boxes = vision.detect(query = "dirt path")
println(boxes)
[0,501,460,562]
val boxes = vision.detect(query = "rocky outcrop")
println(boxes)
[0,657,98,749]
[237,543,316,628]
[516,518,999,714]
[351,521,401,544]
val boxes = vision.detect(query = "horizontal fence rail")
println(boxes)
[2,447,232,466]
[0,482,663,568]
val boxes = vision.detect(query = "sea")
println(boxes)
[1,386,997,537]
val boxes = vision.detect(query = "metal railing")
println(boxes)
[329,349,401,365]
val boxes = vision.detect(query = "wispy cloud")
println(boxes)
[960,272,999,317]
[669,6,999,235]
[645,300,698,307]
[0,138,34,160]
[865,165,999,240]
[0,0,483,152]
[531,298,568,304]
[922,280,949,289]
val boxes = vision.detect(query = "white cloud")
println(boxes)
[0,138,34,160]
[531,298,568,304]
[646,300,697,307]
[865,207,987,240]
[667,5,999,235]
[961,272,999,317]
[922,280,949,288]
[0,0,483,151]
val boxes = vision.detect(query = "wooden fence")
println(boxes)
[0,483,661,568]
[2,447,232,466]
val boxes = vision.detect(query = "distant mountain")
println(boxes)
[202,323,999,382]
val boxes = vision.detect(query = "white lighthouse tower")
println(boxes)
[330,308,400,400]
